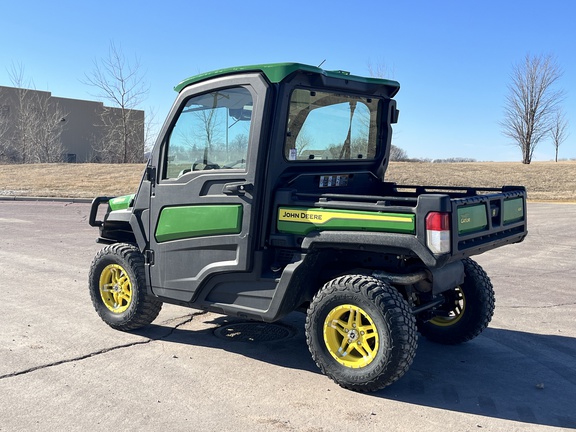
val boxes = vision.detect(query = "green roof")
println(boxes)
[174,62,400,93]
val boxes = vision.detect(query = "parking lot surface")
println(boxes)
[0,201,574,431]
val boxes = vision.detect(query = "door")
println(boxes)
[148,74,269,303]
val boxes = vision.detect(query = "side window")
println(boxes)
[164,87,253,179]
[285,89,378,161]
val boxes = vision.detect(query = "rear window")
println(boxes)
[284,89,379,161]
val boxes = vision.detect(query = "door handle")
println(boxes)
[222,182,253,195]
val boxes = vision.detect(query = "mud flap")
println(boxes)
[431,260,465,294]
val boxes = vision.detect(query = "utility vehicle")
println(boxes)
[88,63,527,392]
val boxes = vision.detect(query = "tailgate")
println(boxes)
[450,187,527,259]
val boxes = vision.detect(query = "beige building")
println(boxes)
[0,85,144,163]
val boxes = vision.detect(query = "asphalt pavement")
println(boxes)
[0,201,574,432]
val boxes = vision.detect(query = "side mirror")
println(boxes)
[391,108,400,124]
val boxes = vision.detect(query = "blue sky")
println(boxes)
[1,0,574,162]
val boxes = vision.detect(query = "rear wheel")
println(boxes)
[305,275,417,392]
[418,258,494,344]
[89,243,162,331]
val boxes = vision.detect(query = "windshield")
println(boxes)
[284,89,379,161]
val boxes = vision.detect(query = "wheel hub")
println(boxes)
[323,304,379,368]
[99,264,132,313]
[347,329,359,342]
[429,286,466,327]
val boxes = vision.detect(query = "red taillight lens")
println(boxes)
[426,212,450,231]
[426,212,451,254]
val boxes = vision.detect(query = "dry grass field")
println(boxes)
[0,161,575,202]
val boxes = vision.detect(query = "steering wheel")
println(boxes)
[222,159,246,169]
[193,160,220,170]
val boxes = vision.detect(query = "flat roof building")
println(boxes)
[0,86,144,163]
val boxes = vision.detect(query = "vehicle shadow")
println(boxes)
[381,327,576,429]
[136,312,319,374]
[136,314,576,429]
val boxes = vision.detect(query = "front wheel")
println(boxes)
[88,243,162,331]
[305,275,418,392]
[417,258,495,344]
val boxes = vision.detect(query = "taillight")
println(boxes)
[426,212,451,254]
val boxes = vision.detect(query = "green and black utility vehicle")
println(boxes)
[88,63,527,392]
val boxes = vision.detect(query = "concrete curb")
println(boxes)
[0,196,92,204]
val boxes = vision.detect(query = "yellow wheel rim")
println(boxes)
[323,304,379,368]
[430,287,466,326]
[99,264,132,314]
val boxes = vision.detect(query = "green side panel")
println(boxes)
[174,62,400,92]
[109,194,135,211]
[458,204,488,235]
[503,198,524,223]
[277,207,415,236]
[155,204,242,243]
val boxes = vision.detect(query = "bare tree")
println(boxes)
[501,54,565,164]
[83,42,148,163]
[389,144,408,161]
[295,128,313,156]
[194,108,222,150]
[6,63,65,163]
[550,110,569,162]
[367,59,406,161]
[0,96,15,162]
[27,94,66,163]
[92,106,144,163]
[9,64,35,162]
[144,105,158,154]
[367,58,395,80]
[230,133,248,153]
